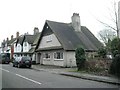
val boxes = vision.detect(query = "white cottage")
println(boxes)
[35,13,103,67]
[14,35,24,58]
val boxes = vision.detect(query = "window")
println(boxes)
[43,53,51,59]
[46,35,52,43]
[54,52,63,60]
[18,45,20,51]
[24,42,27,46]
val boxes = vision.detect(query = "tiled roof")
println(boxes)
[17,36,24,45]
[8,38,16,46]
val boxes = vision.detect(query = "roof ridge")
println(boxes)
[46,20,69,25]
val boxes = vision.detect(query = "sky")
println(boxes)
[0,0,120,44]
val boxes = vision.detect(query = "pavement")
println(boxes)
[32,64,120,85]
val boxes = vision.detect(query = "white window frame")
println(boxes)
[46,35,52,43]
[54,52,63,60]
[24,42,27,46]
[43,53,51,59]
[17,45,21,51]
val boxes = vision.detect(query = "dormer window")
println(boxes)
[46,35,52,43]
[24,42,27,46]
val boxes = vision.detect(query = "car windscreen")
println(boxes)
[22,57,31,61]
[1,53,10,59]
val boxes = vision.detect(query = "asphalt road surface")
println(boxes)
[0,64,119,88]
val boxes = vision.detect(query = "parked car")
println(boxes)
[0,53,10,64]
[13,56,32,68]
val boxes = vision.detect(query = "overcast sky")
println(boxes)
[0,0,119,44]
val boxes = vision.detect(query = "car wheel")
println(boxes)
[29,65,31,68]
[13,64,15,67]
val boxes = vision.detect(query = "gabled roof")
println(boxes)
[1,41,6,48]
[8,38,16,46]
[36,20,103,51]
[16,35,24,45]
[24,35,36,44]
[32,33,41,46]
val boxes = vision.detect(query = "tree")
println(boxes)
[75,47,86,71]
[98,29,116,45]
[98,47,107,58]
[97,1,119,38]
[109,38,120,77]
[110,37,120,56]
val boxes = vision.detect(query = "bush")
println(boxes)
[109,54,120,77]
[98,47,107,58]
[109,38,120,77]
[75,47,86,71]
[111,38,120,55]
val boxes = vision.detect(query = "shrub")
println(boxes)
[109,38,120,77]
[109,54,120,77]
[75,47,86,71]
[98,47,107,58]
[111,38,120,55]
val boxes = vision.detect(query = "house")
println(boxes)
[1,40,6,53]
[13,33,24,58]
[35,13,102,67]
[1,35,17,59]
[13,28,40,59]
[0,33,18,55]
[7,35,17,59]
[22,34,36,57]
[1,38,10,53]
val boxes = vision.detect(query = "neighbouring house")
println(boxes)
[7,35,17,59]
[13,28,40,59]
[22,27,40,60]
[35,13,103,67]
[1,39,6,53]
[22,34,36,57]
[13,34,24,58]
[1,38,10,53]
[1,35,17,59]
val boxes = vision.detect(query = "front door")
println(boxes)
[36,53,41,64]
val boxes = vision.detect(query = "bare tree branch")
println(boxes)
[97,19,117,31]
[96,1,119,37]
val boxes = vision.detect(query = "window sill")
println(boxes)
[43,58,51,61]
[54,59,64,61]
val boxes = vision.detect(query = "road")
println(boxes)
[0,64,119,88]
